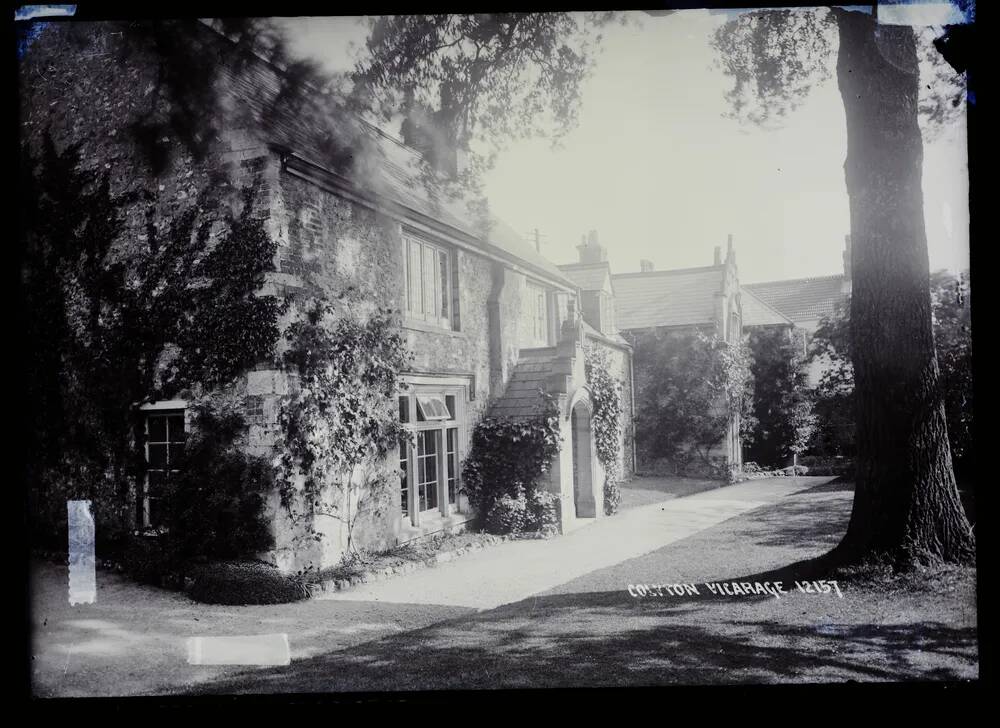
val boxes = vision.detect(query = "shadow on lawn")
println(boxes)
[186,557,976,693]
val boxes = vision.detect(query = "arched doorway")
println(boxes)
[571,400,597,518]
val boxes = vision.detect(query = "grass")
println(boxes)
[189,478,979,691]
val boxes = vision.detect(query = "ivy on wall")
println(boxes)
[461,395,562,535]
[632,329,756,479]
[584,346,625,515]
[277,293,413,564]
[22,132,282,550]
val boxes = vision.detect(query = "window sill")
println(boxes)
[402,319,465,338]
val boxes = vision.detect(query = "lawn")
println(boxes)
[30,478,978,695]
[191,479,978,692]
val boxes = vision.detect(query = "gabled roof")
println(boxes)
[611,265,724,330]
[557,262,613,293]
[744,275,846,323]
[740,287,795,327]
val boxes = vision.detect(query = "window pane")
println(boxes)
[439,251,449,321]
[399,395,409,423]
[147,470,165,493]
[399,439,408,516]
[445,395,455,420]
[417,431,438,512]
[169,441,185,466]
[148,416,167,442]
[147,498,164,529]
[417,395,450,421]
[447,428,457,505]
[408,239,422,315]
[166,415,185,441]
[423,245,436,320]
[148,444,168,468]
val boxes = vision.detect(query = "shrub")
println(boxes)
[160,401,275,568]
[121,534,172,585]
[484,491,529,535]
[462,396,562,535]
[743,461,762,474]
[188,561,310,605]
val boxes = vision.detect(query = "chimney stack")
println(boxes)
[576,229,608,264]
[713,246,722,265]
[640,259,654,272]
[726,234,736,264]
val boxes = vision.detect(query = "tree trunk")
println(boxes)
[831,8,974,567]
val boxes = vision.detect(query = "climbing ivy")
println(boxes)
[461,394,563,535]
[277,294,413,562]
[584,346,625,515]
[632,329,756,478]
[22,132,281,550]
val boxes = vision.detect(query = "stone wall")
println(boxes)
[21,19,583,573]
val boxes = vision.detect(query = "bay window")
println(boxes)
[397,386,465,526]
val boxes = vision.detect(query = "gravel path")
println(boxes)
[320,477,825,609]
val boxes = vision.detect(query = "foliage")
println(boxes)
[188,560,310,605]
[712,8,835,127]
[807,272,972,473]
[746,327,817,466]
[277,294,413,560]
[353,13,622,215]
[82,15,621,230]
[807,295,855,457]
[584,346,624,515]
[159,401,275,567]
[461,395,562,535]
[712,6,965,136]
[633,329,755,477]
[21,132,281,549]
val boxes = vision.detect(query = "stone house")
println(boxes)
[19,19,634,573]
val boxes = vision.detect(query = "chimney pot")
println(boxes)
[714,246,722,265]
[640,259,654,272]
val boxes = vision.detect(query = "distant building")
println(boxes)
[743,235,852,385]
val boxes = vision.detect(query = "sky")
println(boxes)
[278,7,970,285]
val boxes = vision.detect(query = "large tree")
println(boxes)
[714,5,974,568]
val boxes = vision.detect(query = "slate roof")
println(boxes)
[740,287,795,327]
[557,262,612,292]
[488,356,558,420]
[209,20,575,290]
[582,320,631,350]
[376,135,576,288]
[611,265,724,331]
[744,275,846,323]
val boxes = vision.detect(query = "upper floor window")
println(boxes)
[402,234,453,330]
[524,281,550,348]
